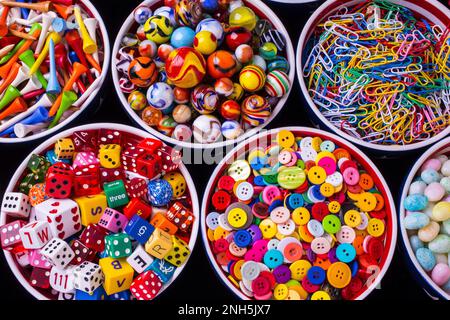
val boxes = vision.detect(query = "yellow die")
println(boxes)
[163,172,186,198]
[99,257,134,295]
[99,144,121,169]
[164,235,190,267]
[75,193,107,226]
[144,228,173,259]
[55,138,75,160]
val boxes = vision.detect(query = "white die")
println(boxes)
[126,245,153,274]
[2,192,31,218]
[73,261,104,293]
[19,221,52,249]
[50,266,75,293]
[41,238,75,269]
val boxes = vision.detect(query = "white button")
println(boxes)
[300,137,313,149]
[228,160,251,181]
[277,219,296,236]
[267,239,280,250]
[241,261,260,281]
[300,147,317,162]
[307,219,324,237]
[206,212,220,230]
[240,280,254,297]
[336,225,356,243]
[218,213,233,231]
[337,157,350,169]
[270,206,290,224]
[363,235,373,253]
[326,172,343,187]
[311,237,331,254]
[356,212,369,230]
[278,150,292,165]
[235,181,254,202]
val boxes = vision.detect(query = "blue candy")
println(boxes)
[420,169,440,184]
[415,247,436,271]
[404,194,428,211]
[409,235,424,251]
[404,212,430,230]
[148,179,173,206]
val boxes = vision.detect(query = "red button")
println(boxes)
[259,270,276,289]
[339,159,358,172]
[311,202,329,221]
[329,191,345,204]
[252,202,269,219]
[214,239,229,253]
[302,276,320,293]
[226,250,240,261]
[347,184,362,194]
[305,160,316,171]
[348,276,363,294]
[341,286,355,300]
[295,180,309,194]
[367,238,384,260]
[212,190,231,211]
[358,254,378,269]
[370,209,386,219]
[218,175,235,192]
[251,276,271,296]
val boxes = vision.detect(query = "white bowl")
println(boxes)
[112,0,295,149]
[296,0,450,154]
[0,0,111,144]
[399,136,450,300]
[201,126,397,300]
[0,123,199,300]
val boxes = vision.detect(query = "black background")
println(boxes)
[1,0,449,302]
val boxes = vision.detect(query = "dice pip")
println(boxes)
[99,144,121,169]
[0,220,26,250]
[166,202,194,233]
[79,224,108,252]
[41,238,75,269]
[2,192,31,218]
[45,162,74,199]
[73,261,104,294]
[130,270,162,300]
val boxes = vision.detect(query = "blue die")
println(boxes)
[46,150,71,164]
[125,214,155,244]
[147,258,176,283]
[108,290,131,300]
[75,286,106,300]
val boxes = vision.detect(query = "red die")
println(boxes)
[70,240,96,265]
[166,202,194,232]
[125,178,148,199]
[123,198,152,220]
[156,146,181,174]
[130,270,162,300]
[100,167,126,184]
[136,154,162,179]
[79,224,108,252]
[0,220,26,250]
[98,129,122,146]
[30,267,50,289]
[72,130,98,152]
[122,133,143,149]
[137,138,163,155]
[45,162,74,199]
[121,146,145,173]
[73,164,101,197]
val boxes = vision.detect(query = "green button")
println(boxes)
[322,215,342,234]
[296,160,305,170]
[263,172,279,185]
[277,167,306,190]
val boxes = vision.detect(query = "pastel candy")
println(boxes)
[415,247,436,272]
[431,263,450,286]
[422,159,442,172]
[424,182,445,202]
[435,253,448,265]
[409,181,427,195]
[440,177,450,193]
[421,169,440,184]
[409,235,424,252]
[404,194,428,211]
[431,202,450,222]
[443,278,450,293]
[442,160,450,176]
[418,221,440,242]
[404,212,430,230]
[428,234,450,254]
[443,219,450,235]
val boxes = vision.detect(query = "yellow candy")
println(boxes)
[432,201,450,221]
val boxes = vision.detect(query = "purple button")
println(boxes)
[328,247,338,263]
[253,239,269,254]
[244,249,263,262]
[306,248,316,262]
[246,225,262,244]
[273,265,291,284]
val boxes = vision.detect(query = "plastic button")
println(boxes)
[228,160,251,181]
[327,262,352,289]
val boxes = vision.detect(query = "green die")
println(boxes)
[104,180,129,208]
[105,233,132,258]
[19,172,43,194]
[27,154,50,174]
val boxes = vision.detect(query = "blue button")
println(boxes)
[307,266,326,285]
[263,249,284,269]
[287,193,304,210]
[250,157,267,170]
[253,175,267,186]
[309,185,325,202]
[351,260,359,277]
[336,243,356,263]
[234,230,252,247]
[268,199,283,212]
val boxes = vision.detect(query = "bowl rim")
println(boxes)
[201,126,398,300]
[0,122,200,300]
[111,0,296,150]
[399,136,450,300]
[0,0,111,144]
[296,0,450,153]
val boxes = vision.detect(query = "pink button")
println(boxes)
[343,167,360,186]
[262,186,281,204]
[318,157,337,175]
[278,150,292,165]
[336,226,356,244]
[244,249,264,262]
[286,152,298,167]
[311,237,331,254]
[253,239,269,254]
[270,206,290,224]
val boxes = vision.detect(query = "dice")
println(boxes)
[70,239,96,265]
[0,220,26,249]
[148,258,176,283]
[98,129,122,146]
[54,138,75,160]
[100,167,126,184]
[73,261,104,294]
[145,228,172,259]
[121,146,145,173]
[104,180,129,208]
[73,152,99,168]
[50,266,75,293]
[75,286,106,300]
[150,212,178,235]
[125,178,148,199]
[2,192,31,218]
[136,154,162,179]
[72,129,98,152]
[123,198,152,220]
[19,172,43,194]
[19,221,52,249]
[99,144,121,169]
[124,214,154,244]
[30,267,51,288]
[29,183,47,206]
[79,224,108,252]
[105,233,132,258]
[46,150,71,165]
[40,238,75,269]
[29,249,52,269]
[99,257,134,295]
[73,164,101,197]
[45,163,74,199]
[130,270,162,300]
[164,235,190,267]
[126,245,153,273]
[166,202,194,233]
[157,145,181,174]
[163,172,187,199]
[75,194,107,226]
[137,138,163,154]
[35,198,81,240]
[98,208,129,233]
[27,154,50,175]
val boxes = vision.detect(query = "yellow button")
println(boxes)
[273,284,289,300]
[307,166,327,185]
[344,210,362,228]
[227,208,248,229]
[367,218,385,237]
[316,151,336,163]
[277,130,295,148]
[259,219,277,239]
[327,262,352,289]
[298,225,314,243]
[207,228,215,242]
[285,289,301,300]
[357,192,377,212]
[228,160,251,181]
[311,137,322,151]
[287,284,308,300]
[328,201,341,214]
[247,149,265,164]
[335,183,343,193]
[292,207,310,226]
[233,260,245,281]
[311,291,331,300]
[213,226,230,241]
[289,260,312,281]
[320,183,335,197]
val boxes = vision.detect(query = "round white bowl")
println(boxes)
[0,123,199,300]
[201,126,397,300]
[296,0,450,155]
[112,0,295,149]
[399,136,450,300]
[0,0,111,144]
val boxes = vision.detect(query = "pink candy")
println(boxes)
[431,263,450,286]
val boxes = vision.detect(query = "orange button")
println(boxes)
[358,173,374,190]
